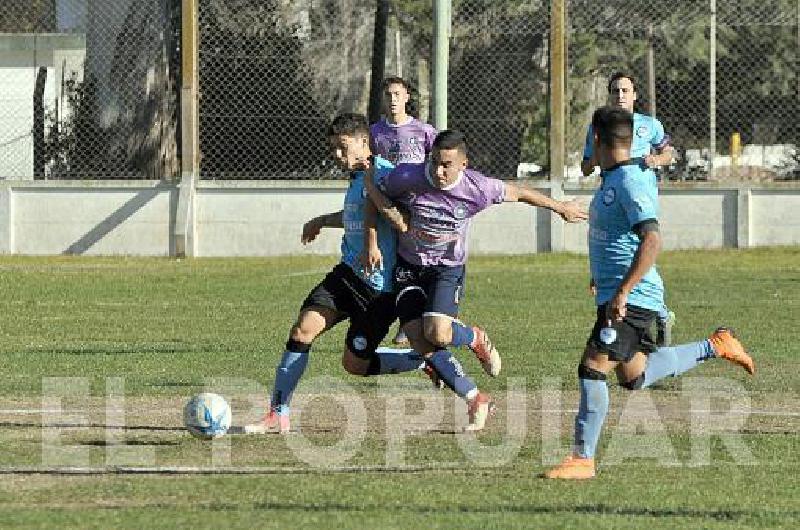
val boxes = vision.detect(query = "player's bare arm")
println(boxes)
[503,183,589,222]
[362,164,410,232]
[301,210,343,244]
[608,221,661,322]
[360,199,384,274]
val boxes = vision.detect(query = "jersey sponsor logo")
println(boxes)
[636,125,649,138]
[602,187,616,206]
[411,227,459,247]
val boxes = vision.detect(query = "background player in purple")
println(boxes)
[370,76,438,347]
[370,76,437,166]
[363,130,588,430]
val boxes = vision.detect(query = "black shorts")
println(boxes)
[393,256,465,325]
[301,263,396,358]
[587,303,658,362]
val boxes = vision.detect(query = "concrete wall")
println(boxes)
[0,179,797,256]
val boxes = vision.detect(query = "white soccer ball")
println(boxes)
[184,392,232,439]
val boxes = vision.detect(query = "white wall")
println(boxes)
[0,180,797,256]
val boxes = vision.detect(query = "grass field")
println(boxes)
[0,248,797,528]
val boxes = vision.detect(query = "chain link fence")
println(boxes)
[0,0,179,180]
[567,0,799,181]
[0,1,796,181]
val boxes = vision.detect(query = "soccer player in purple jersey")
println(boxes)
[363,130,588,430]
[370,76,438,347]
[370,77,438,166]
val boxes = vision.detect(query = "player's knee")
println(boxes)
[619,373,645,391]
[423,320,451,347]
[578,364,607,381]
[342,350,379,377]
[289,325,318,345]
[341,351,367,376]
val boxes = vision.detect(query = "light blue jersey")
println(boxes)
[583,112,669,164]
[341,156,396,292]
[589,161,664,312]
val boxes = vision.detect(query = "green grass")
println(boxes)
[0,249,798,528]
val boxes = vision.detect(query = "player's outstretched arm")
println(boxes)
[301,210,343,245]
[363,164,409,232]
[503,183,588,223]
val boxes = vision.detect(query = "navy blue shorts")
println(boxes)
[587,303,658,362]
[301,263,397,358]
[393,257,465,324]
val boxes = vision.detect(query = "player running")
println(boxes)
[545,106,754,480]
[362,130,588,430]
[582,72,676,345]
[246,113,425,434]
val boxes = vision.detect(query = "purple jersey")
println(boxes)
[379,163,506,266]
[370,117,437,165]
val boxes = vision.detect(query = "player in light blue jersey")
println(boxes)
[582,72,676,345]
[546,106,755,480]
[246,114,426,434]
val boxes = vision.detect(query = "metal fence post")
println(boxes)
[549,0,566,181]
[174,0,199,258]
[709,0,717,175]
[432,0,450,130]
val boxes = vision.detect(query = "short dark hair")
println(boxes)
[328,113,369,138]
[382,76,410,91]
[432,130,468,155]
[607,72,637,94]
[591,105,633,148]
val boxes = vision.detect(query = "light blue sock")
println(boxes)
[374,347,424,374]
[450,321,475,348]
[574,378,609,459]
[271,349,309,415]
[425,350,478,400]
[642,340,715,388]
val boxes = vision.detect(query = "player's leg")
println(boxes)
[341,293,425,377]
[398,275,494,431]
[391,325,410,347]
[421,265,501,377]
[638,327,754,388]
[247,266,347,434]
[655,302,675,347]
[548,304,637,480]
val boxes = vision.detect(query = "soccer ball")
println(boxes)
[183,392,232,439]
